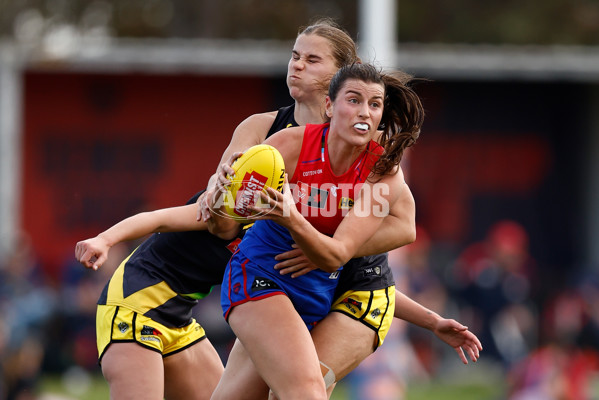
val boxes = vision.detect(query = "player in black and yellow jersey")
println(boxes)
[77,20,481,400]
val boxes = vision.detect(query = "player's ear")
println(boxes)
[325,96,333,119]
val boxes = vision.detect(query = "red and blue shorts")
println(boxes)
[221,250,339,330]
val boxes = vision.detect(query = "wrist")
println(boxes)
[285,207,308,232]
[424,311,442,331]
[97,232,114,248]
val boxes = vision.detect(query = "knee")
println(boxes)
[270,375,327,400]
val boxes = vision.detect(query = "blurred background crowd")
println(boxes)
[1,1,599,399]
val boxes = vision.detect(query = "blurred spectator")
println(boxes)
[401,226,450,374]
[46,242,131,374]
[344,247,415,400]
[344,228,451,399]
[575,272,599,350]
[0,319,8,399]
[508,344,599,400]
[448,220,539,366]
[0,231,57,400]
[508,286,599,400]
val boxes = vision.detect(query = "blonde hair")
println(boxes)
[298,18,361,69]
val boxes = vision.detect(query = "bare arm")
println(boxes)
[353,181,416,257]
[204,126,303,238]
[75,204,216,270]
[274,183,415,277]
[217,112,277,171]
[205,191,243,241]
[394,290,483,364]
[259,170,404,272]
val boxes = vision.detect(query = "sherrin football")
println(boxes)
[222,144,285,223]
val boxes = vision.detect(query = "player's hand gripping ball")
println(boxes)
[222,144,285,223]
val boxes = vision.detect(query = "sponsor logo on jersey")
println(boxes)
[302,169,323,177]
[118,322,129,333]
[235,172,268,217]
[251,277,280,292]
[362,266,382,277]
[141,325,162,336]
[339,197,353,209]
[329,271,340,279]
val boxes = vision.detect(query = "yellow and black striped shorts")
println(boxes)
[330,285,395,349]
[96,304,206,363]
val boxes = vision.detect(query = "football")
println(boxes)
[221,144,285,223]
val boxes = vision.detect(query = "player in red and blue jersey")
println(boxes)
[209,63,423,400]
[221,122,383,329]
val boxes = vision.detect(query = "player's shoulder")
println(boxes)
[367,163,404,188]
[267,125,305,144]
[231,111,278,144]
[240,111,278,129]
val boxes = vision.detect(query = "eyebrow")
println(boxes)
[292,50,323,61]
[346,89,383,100]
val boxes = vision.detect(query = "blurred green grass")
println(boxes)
[39,370,505,400]
[39,372,108,400]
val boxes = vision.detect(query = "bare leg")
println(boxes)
[101,342,164,400]
[218,296,327,400]
[311,313,377,381]
[164,338,225,400]
[266,313,374,400]
[210,339,270,400]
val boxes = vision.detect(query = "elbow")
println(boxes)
[319,249,350,273]
[303,248,346,273]
[321,261,343,274]
[398,223,417,247]
[405,226,417,246]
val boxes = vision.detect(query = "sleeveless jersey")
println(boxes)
[266,104,298,139]
[239,123,382,273]
[98,106,298,329]
[266,107,396,293]
[291,123,382,234]
[226,123,384,327]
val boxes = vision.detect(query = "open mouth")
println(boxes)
[354,123,369,132]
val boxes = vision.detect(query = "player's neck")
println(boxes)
[294,99,327,126]
[327,140,365,176]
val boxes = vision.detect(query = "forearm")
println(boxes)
[354,182,416,257]
[394,290,442,331]
[287,212,350,272]
[99,205,208,246]
[353,214,415,257]
[285,181,396,270]
[96,212,166,247]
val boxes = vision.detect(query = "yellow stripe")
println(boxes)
[106,252,132,301]
[106,249,178,315]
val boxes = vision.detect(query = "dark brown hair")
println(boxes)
[328,63,424,176]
